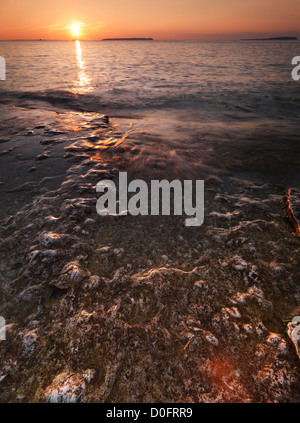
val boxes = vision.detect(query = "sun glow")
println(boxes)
[72,24,80,38]
[68,21,84,39]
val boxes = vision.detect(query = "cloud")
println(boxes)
[30,20,105,35]
[65,21,105,31]
[36,23,63,32]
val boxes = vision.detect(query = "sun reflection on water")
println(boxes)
[73,40,92,94]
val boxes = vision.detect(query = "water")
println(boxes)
[1,40,300,122]
[0,40,300,403]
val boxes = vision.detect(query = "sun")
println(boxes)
[71,24,80,38]
[68,21,87,39]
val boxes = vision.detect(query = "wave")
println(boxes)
[0,89,114,113]
[0,86,299,124]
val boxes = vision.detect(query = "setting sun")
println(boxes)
[71,24,80,38]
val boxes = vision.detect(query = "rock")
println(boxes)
[36,153,50,160]
[51,276,71,291]
[22,330,38,355]
[40,232,64,247]
[1,111,300,404]
[49,278,69,291]
[49,261,88,291]
[287,188,300,235]
[40,140,51,145]
[39,372,87,403]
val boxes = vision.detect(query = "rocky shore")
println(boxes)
[0,108,299,402]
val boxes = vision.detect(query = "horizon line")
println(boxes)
[0,37,299,42]
[1,32,299,42]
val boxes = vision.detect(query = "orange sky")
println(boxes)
[0,0,299,40]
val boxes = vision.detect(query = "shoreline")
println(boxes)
[0,105,299,402]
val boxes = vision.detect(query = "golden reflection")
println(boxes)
[73,40,92,94]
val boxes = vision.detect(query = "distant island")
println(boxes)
[241,36,298,41]
[102,38,153,41]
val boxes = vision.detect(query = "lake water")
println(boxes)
[0,40,300,403]
[1,40,300,185]
[1,40,300,123]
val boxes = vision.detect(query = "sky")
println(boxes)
[0,0,299,40]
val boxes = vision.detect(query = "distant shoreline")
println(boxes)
[102,38,154,41]
[241,36,298,41]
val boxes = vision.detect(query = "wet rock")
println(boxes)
[39,372,87,403]
[25,130,35,136]
[287,188,300,236]
[49,278,69,291]
[96,246,111,254]
[39,232,65,247]
[40,139,54,145]
[0,150,9,156]
[0,111,299,403]
[36,153,50,160]
[49,261,89,291]
[44,128,65,136]
[22,330,38,355]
